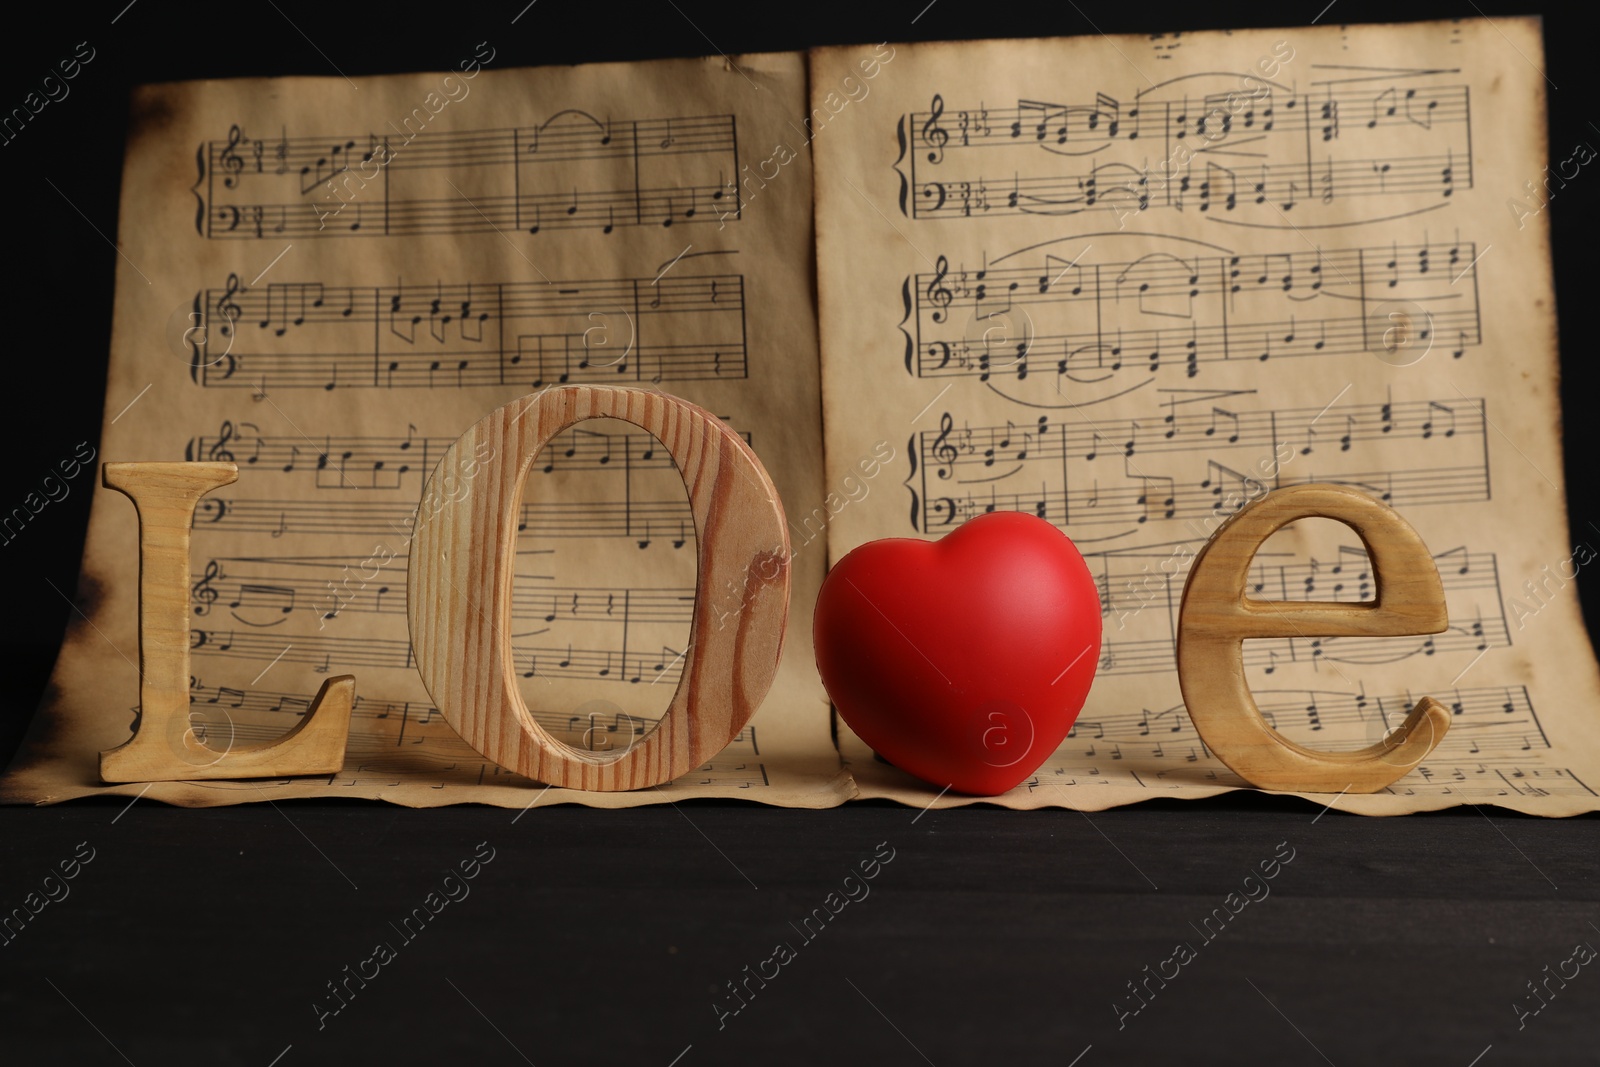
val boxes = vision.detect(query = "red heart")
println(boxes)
[814,512,1102,795]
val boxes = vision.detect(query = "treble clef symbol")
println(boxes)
[217,273,243,337]
[926,255,953,324]
[922,94,948,165]
[219,125,246,189]
[191,560,222,616]
[932,412,958,479]
[206,420,237,462]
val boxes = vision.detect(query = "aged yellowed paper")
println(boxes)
[4,50,853,807]
[810,19,1600,813]
[10,22,1598,816]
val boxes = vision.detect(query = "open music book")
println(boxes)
[10,17,1600,814]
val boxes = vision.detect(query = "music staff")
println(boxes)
[1041,685,1594,798]
[1072,526,1505,679]
[192,558,696,628]
[917,396,1481,481]
[911,392,1484,531]
[1084,611,1501,676]
[905,240,1482,384]
[187,419,749,489]
[898,82,1471,221]
[191,496,699,542]
[183,679,764,785]
[188,628,692,687]
[1071,683,1537,748]
[916,464,1485,532]
[189,272,747,390]
[1070,545,1496,618]
[199,114,740,239]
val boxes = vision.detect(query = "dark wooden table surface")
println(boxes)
[3,796,1596,1065]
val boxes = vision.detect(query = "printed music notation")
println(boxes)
[1034,760,1595,799]
[188,626,692,687]
[198,114,739,238]
[917,396,1478,482]
[899,80,1470,221]
[1083,543,1498,616]
[1239,543,1496,604]
[1075,537,1505,678]
[185,412,727,544]
[183,679,768,788]
[190,272,746,389]
[187,420,750,491]
[913,466,1486,532]
[191,556,694,630]
[1089,618,1503,677]
[1038,685,1595,799]
[1071,684,1539,753]
[191,496,698,541]
[185,539,1502,682]
[332,753,770,791]
[791,22,1600,814]
[909,393,1487,533]
[905,240,1481,386]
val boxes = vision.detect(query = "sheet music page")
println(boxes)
[812,19,1600,813]
[3,51,853,807]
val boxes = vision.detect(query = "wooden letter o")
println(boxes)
[407,386,791,790]
[1176,483,1450,793]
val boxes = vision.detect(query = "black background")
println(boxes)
[2,2,1598,1064]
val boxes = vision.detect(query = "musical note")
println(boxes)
[203,113,739,240]
[196,271,745,390]
[906,84,1473,221]
[912,241,1483,384]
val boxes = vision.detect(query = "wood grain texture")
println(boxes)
[98,462,354,783]
[1176,483,1450,793]
[407,386,791,791]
